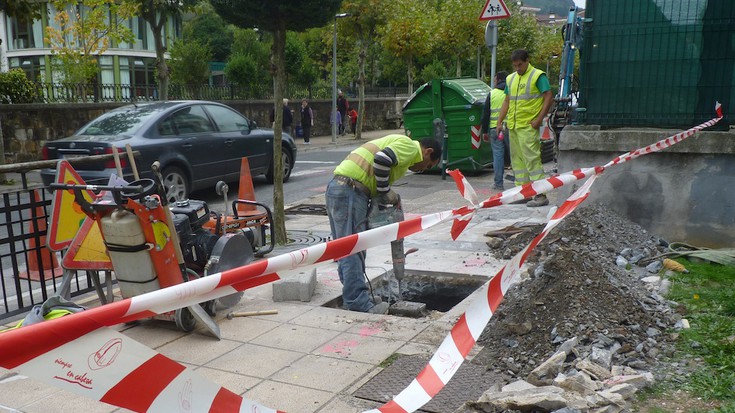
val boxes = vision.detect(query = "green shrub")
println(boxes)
[0,69,37,104]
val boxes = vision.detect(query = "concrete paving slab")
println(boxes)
[396,341,440,357]
[193,366,262,396]
[246,380,333,413]
[289,306,362,332]
[216,316,280,342]
[117,321,188,349]
[205,343,304,378]
[0,374,62,410]
[411,321,453,347]
[317,394,381,413]
[157,336,243,366]
[270,354,374,392]
[344,317,432,342]
[17,388,118,413]
[250,323,341,353]
[227,300,314,324]
[314,331,405,364]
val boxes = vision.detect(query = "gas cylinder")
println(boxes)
[100,209,160,297]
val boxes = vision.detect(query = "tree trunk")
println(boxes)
[148,10,168,101]
[456,56,461,77]
[272,25,287,245]
[407,56,414,95]
[356,43,367,140]
[0,119,6,183]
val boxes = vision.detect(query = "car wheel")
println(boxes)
[162,166,189,202]
[266,149,293,184]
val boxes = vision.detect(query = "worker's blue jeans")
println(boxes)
[490,128,507,189]
[325,178,374,312]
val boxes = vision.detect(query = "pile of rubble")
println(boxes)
[458,204,693,412]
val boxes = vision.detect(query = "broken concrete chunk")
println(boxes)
[603,373,654,390]
[501,379,536,392]
[557,336,579,355]
[590,347,613,370]
[527,350,567,386]
[576,359,612,380]
[553,371,599,395]
[478,386,568,412]
[591,405,624,413]
[605,383,637,399]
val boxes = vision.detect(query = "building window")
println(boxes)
[9,56,46,82]
[5,15,44,49]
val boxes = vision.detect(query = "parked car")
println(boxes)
[40,101,297,202]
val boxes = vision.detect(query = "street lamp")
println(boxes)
[332,12,350,144]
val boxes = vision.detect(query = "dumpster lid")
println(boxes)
[402,78,491,111]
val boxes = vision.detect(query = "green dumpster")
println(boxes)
[402,78,492,173]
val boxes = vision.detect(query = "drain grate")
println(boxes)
[270,230,331,255]
[284,204,327,215]
[354,354,497,412]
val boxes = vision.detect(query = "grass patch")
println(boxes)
[378,353,402,368]
[666,259,735,409]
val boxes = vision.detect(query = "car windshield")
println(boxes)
[78,106,162,136]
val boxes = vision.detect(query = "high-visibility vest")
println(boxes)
[506,64,545,129]
[333,134,422,195]
[489,88,505,128]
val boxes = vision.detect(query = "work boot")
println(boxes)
[527,194,549,207]
[367,302,389,314]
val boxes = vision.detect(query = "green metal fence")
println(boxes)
[579,0,734,128]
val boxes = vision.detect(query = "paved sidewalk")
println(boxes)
[0,129,555,413]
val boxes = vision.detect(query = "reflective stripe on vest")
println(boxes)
[506,65,544,128]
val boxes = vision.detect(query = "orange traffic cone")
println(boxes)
[541,119,553,141]
[19,189,62,281]
[237,157,258,215]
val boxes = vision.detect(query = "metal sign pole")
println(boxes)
[485,21,498,87]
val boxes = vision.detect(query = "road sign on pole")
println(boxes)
[479,0,510,21]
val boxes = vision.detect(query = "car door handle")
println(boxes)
[182,143,193,150]
[224,139,234,145]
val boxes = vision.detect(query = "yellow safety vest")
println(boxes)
[489,88,505,128]
[506,64,544,129]
[333,134,422,195]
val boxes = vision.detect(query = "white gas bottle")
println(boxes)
[100,209,160,297]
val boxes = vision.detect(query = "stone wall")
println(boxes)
[558,125,735,248]
[0,98,406,163]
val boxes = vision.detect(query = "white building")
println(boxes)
[0,2,181,101]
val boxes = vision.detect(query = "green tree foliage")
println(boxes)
[169,39,212,85]
[0,0,41,21]
[209,0,343,244]
[182,10,233,62]
[225,28,270,88]
[522,0,576,16]
[340,0,387,138]
[434,0,485,77]
[0,68,37,103]
[418,59,450,84]
[133,0,198,100]
[45,0,137,84]
[378,0,433,94]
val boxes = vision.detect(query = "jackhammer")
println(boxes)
[367,194,418,304]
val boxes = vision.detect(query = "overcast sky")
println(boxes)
[573,0,586,8]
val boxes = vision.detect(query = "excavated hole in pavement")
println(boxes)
[322,270,489,317]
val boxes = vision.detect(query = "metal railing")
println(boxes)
[0,184,102,321]
[34,82,408,103]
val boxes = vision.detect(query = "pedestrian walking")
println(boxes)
[337,90,349,135]
[300,99,313,144]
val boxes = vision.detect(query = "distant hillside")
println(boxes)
[521,0,578,16]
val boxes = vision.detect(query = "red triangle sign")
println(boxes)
[480,0,511,20]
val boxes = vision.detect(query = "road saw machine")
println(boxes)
[49,160,274,339]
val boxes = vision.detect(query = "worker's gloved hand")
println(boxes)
[378,190,400,207]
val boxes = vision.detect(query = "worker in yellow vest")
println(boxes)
[481,70,509,191]
[496,49,554,207]
[326,135,442,314]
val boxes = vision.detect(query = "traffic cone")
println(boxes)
[541,119,553,141]
[237,157,258,215]
[19,189,62,281]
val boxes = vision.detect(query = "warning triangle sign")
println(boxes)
[47,160,97,251]
[61,216,112,270]
[480,0,511,20]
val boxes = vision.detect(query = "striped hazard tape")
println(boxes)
[0,104,723,412]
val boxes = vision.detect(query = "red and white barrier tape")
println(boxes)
[0,105,723,412]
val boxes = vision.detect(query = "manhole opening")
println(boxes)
[322,270,488,317]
